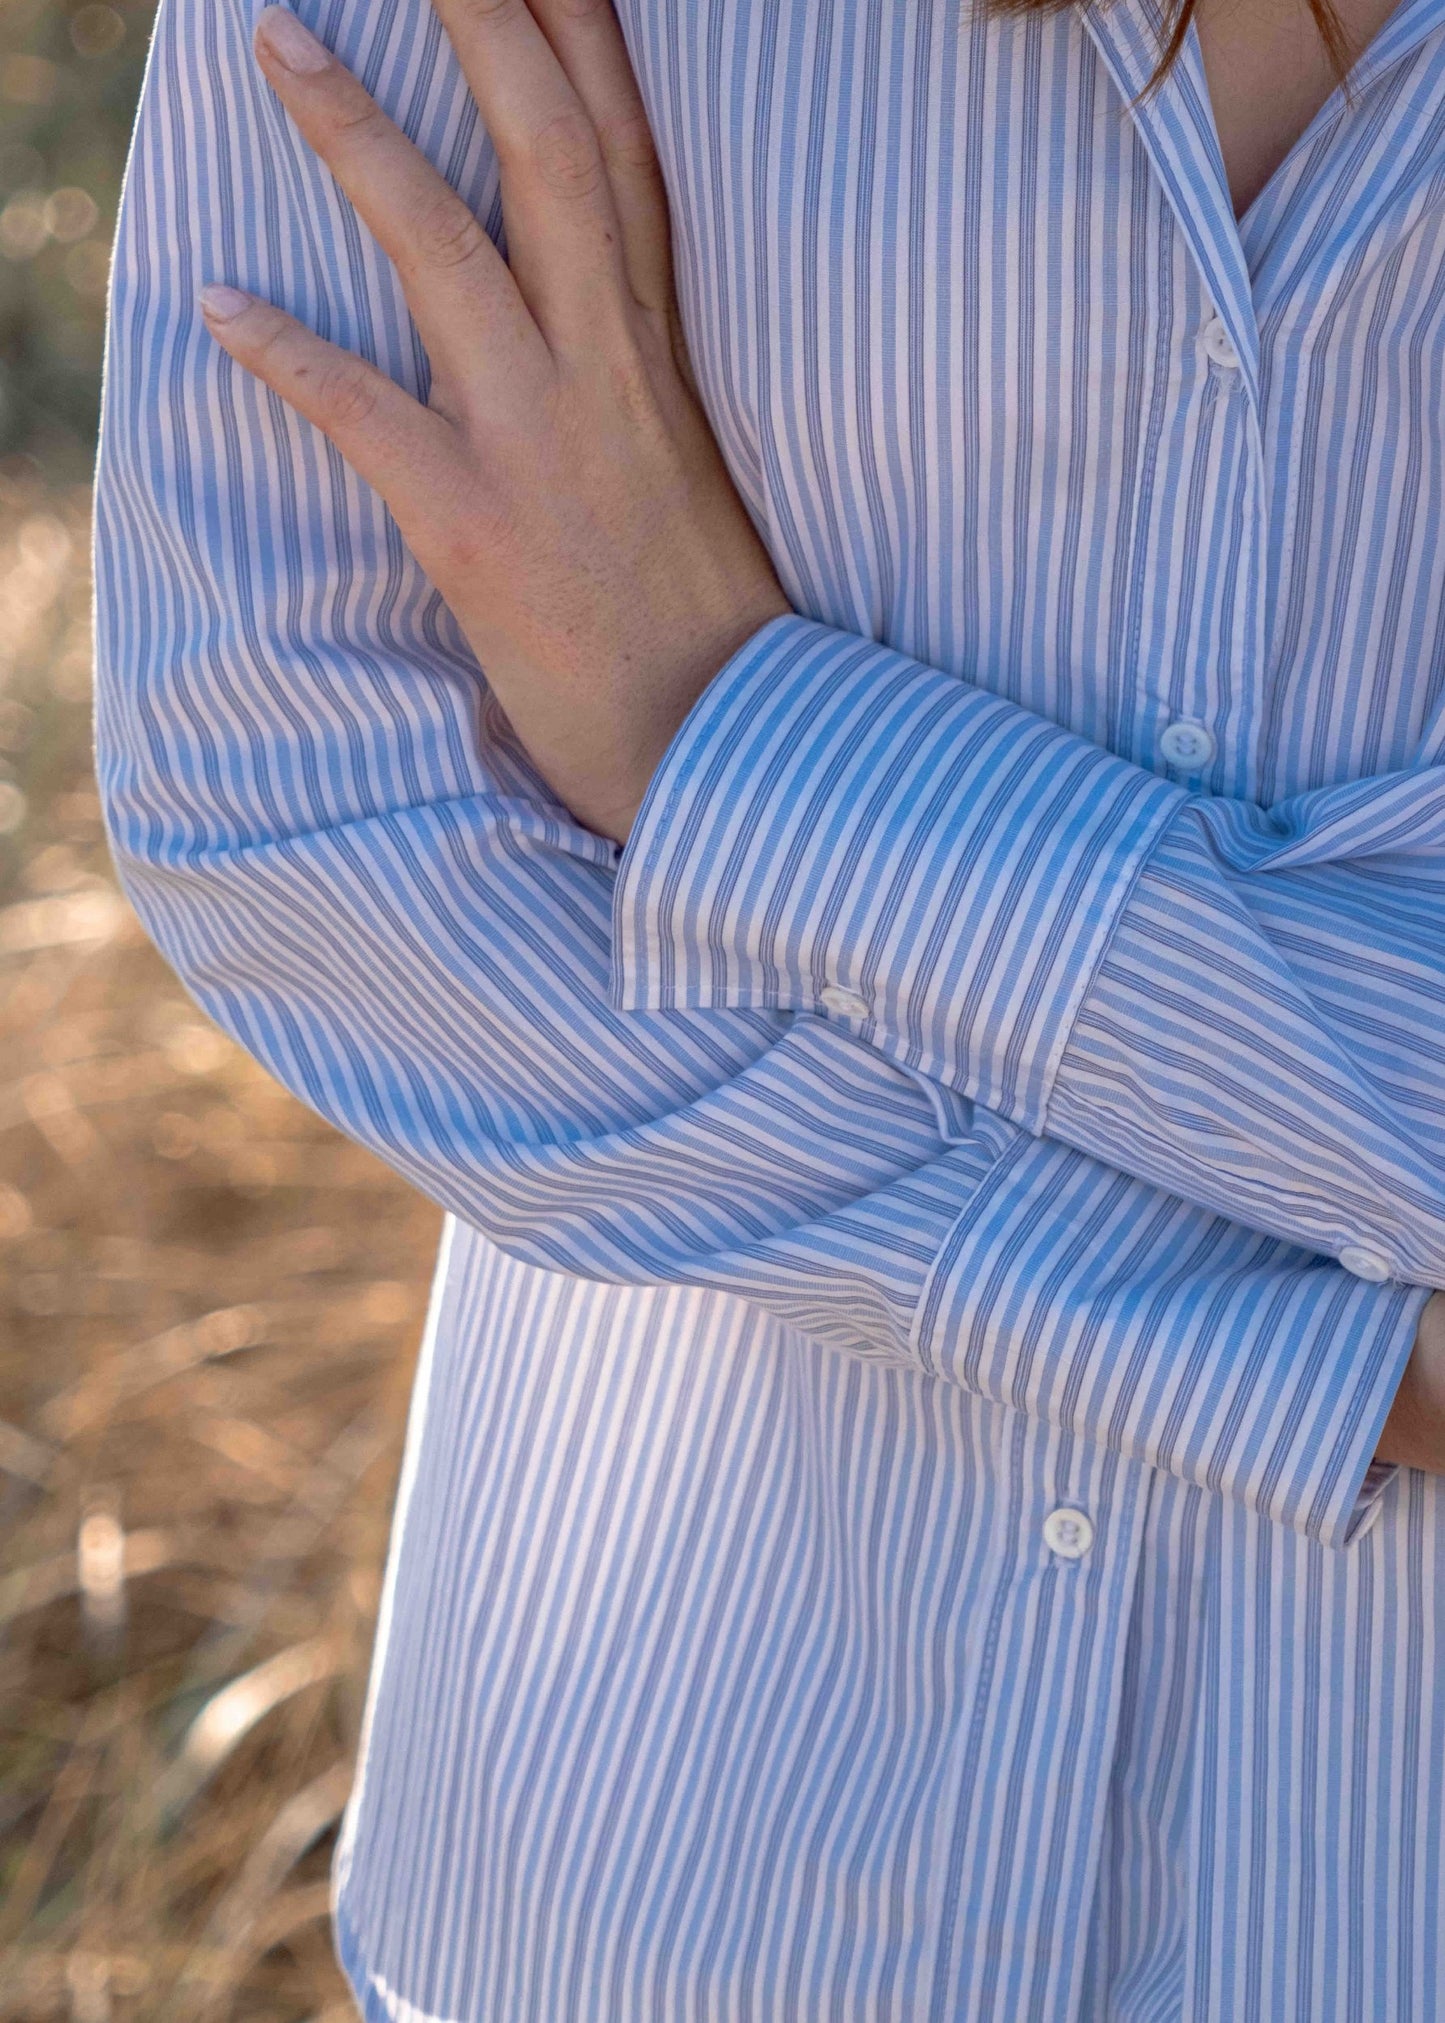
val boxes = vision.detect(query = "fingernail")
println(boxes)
[255,6,330,74]
[199,283,255,321]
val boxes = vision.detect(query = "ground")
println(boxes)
[0,473,442,2022]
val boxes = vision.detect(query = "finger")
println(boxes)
[524,0,676,316]
[252,6,546,395]
[199,283,457,509]
[426,0,635,351]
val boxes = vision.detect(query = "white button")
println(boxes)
[819,984,869,1019]
[1339,1244,1394,1283]
[1158,719,1217,770]
[1042,1507,1094,1560]
[1201,313,1240,370]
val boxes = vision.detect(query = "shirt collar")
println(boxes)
[1079,0,1260,400]
[1078,0,1445,409]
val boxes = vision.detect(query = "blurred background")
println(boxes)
[1,2,441,2016]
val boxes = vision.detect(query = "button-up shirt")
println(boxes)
[94,0,1445,2012]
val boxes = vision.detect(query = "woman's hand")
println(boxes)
[200,0,790,844]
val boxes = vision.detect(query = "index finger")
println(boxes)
[252,8,543,396]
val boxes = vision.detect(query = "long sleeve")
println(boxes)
[613,615,1445,1290]
[93,0,1427,1549]
[1052,805,1445,1285]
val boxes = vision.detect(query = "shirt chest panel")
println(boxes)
[1248,129,1445,791]
[619,0,1445,794]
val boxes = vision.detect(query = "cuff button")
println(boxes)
[1339,1244,1395,1283]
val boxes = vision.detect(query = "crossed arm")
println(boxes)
[96,0,1445,1536]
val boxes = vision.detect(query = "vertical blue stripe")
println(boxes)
[94,0,1445,2014]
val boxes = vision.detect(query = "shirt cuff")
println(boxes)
[910,1128,1430,1550]
[612,614,1186,1131]
[1347,1459,1400,1542]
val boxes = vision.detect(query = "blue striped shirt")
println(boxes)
[94,0,1445,2013]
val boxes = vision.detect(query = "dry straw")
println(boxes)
[0,474,440,2021]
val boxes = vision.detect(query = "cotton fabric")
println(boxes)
[94,0,1445,2013]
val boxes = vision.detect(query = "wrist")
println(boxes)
[573,592,792,845]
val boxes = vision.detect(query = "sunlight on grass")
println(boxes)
[0,473,441,2020]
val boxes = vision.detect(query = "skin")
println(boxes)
[1194,0,1402,216]
[1379,1290,1445,1473]
[199,0,1444,1476]
[201,0,789,848]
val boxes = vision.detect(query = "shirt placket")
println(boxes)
[928,1418,1155,2023]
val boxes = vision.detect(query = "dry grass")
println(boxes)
[0,472,443,2021]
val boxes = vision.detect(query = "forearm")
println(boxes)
[98,0,1437,1550]
[1050,809,1445,1285]
[612,619,1445,1284]
[100,777,1432,1544]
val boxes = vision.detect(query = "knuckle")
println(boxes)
[311,362,380,431]
[453,0,519,27]
[531,109,605,200]
[327,94,388,144]
[598,106,660,178]
[247,307,292,360]
[408,190,486,272]
[244,307,283,352]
